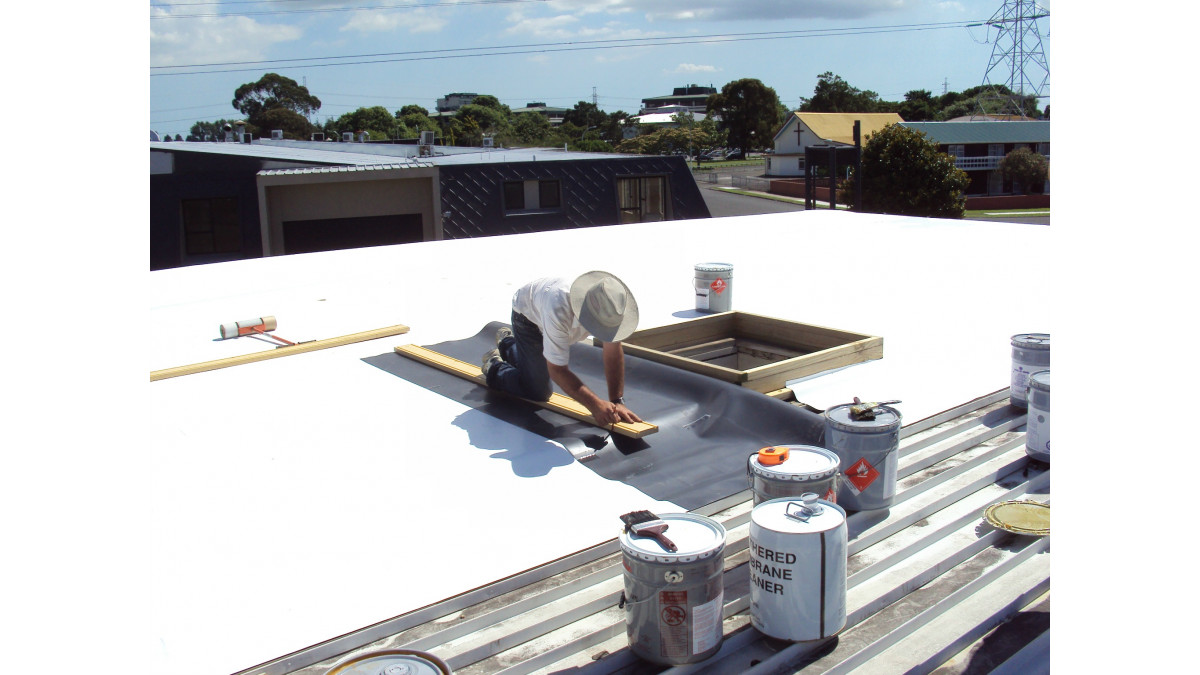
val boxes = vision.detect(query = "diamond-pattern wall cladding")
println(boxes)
[438,156,710,239]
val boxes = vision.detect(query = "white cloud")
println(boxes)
[669,63,719,74]
[149,8,302,67]
[504,13,582,38]
[552,0,909,22]
[340,7,449,34]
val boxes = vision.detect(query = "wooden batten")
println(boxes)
[395,344,658,439]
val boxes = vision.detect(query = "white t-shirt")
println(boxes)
[512,277,591,367]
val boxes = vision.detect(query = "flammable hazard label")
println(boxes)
[844,458,880,494]
[710,278,727,294]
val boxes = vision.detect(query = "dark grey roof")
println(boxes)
[901,121,1050,145]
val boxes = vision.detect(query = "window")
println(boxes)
[538,180,561,209]
[504,179,562,213]
[503,181,525,210]
[948,144,965,159]
[182,197,241,255]
[617,176,667,223]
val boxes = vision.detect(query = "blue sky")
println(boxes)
[149,0,1052,139]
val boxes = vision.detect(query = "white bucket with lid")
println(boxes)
[1010,333,1050,408]
[694,263,733,313]
[324,649,452,674]
[619,513,727,665]
[823,403,902,512]
[747,445,841,505]
[1025,370,1050,462]
[749,494,848,642]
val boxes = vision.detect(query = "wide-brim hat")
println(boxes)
[569,271,639,343]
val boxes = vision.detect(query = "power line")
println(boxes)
[151,0,547,20]
[152,21,980,76]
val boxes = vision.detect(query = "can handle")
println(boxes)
[784,493,823,522]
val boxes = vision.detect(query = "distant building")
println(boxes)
[624,105,710,139]
[150,139,710,270]
[767,112,903,177]
[435,92,479,113]
[901,120,1050,196]
[510,102,569,126]
[639,84,716,116]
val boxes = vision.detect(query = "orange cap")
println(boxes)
[757,446,789,465]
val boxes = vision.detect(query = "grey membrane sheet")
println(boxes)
[363,322,825,510]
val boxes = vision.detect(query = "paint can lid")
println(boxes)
[694,262,733,273]
[751,495,846,534]
[749,445,840,481]
[983,500,1049,536]
[619,513,727,563]
[824,404,901,433]
[325,649,451,675]
[1028,370,1050,392]
[1011,333,1050,350]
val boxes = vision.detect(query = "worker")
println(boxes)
[483,271,643,427]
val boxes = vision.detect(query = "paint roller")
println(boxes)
[218,316,298,347]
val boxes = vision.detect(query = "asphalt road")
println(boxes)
[699,185,1050,226]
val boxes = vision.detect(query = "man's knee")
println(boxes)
[528,381,553,402]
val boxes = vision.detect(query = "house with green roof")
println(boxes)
[902,120,1049,196]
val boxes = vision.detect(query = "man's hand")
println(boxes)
[592,400,643,426]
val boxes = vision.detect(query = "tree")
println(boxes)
[706,78,783,152]
[454,102,509,144]
[897,90,938,122]
[188,119,240,141]
[841,124,970,218]
[511,111,552,144]
[395,105,438,139]
[998,147,1048,194]
[800,72,882,113]
[232,73,321,135]
[327,106,398,140]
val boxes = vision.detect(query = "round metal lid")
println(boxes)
[749,445,840,481]
[619,513,726,563]
[824,404,901,433]
[1011,333,1050,350]
[983,500,1050,536]
[325,650,450,675]
[1028,370,1050,392]
[751,495,845,534]
[694,262,733,272]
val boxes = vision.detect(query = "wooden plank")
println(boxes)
[394,344,658,439]
[619,342,745,384]
[741,336,885,393]
[734,311,875,352]
[617,312,737,351]
[150,324,411,382]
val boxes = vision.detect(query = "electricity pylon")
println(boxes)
[973,1,1050,119]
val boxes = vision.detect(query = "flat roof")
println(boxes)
[148,211,1049,675]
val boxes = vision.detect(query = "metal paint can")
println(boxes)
[324,649,453,675]
[749,494,848,642]
[823,403,902,512]
[747,445,841,505]
[1025,370,1050,463]
[1010,333,1050,408]
[619,513,727,665]
[694,263,733,313]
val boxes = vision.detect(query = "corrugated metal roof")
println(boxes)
[151,140,416,167]
[251,392,1050,675]
[257,162,432,177]
[901,121,1051,145]
[781,113,904,144]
